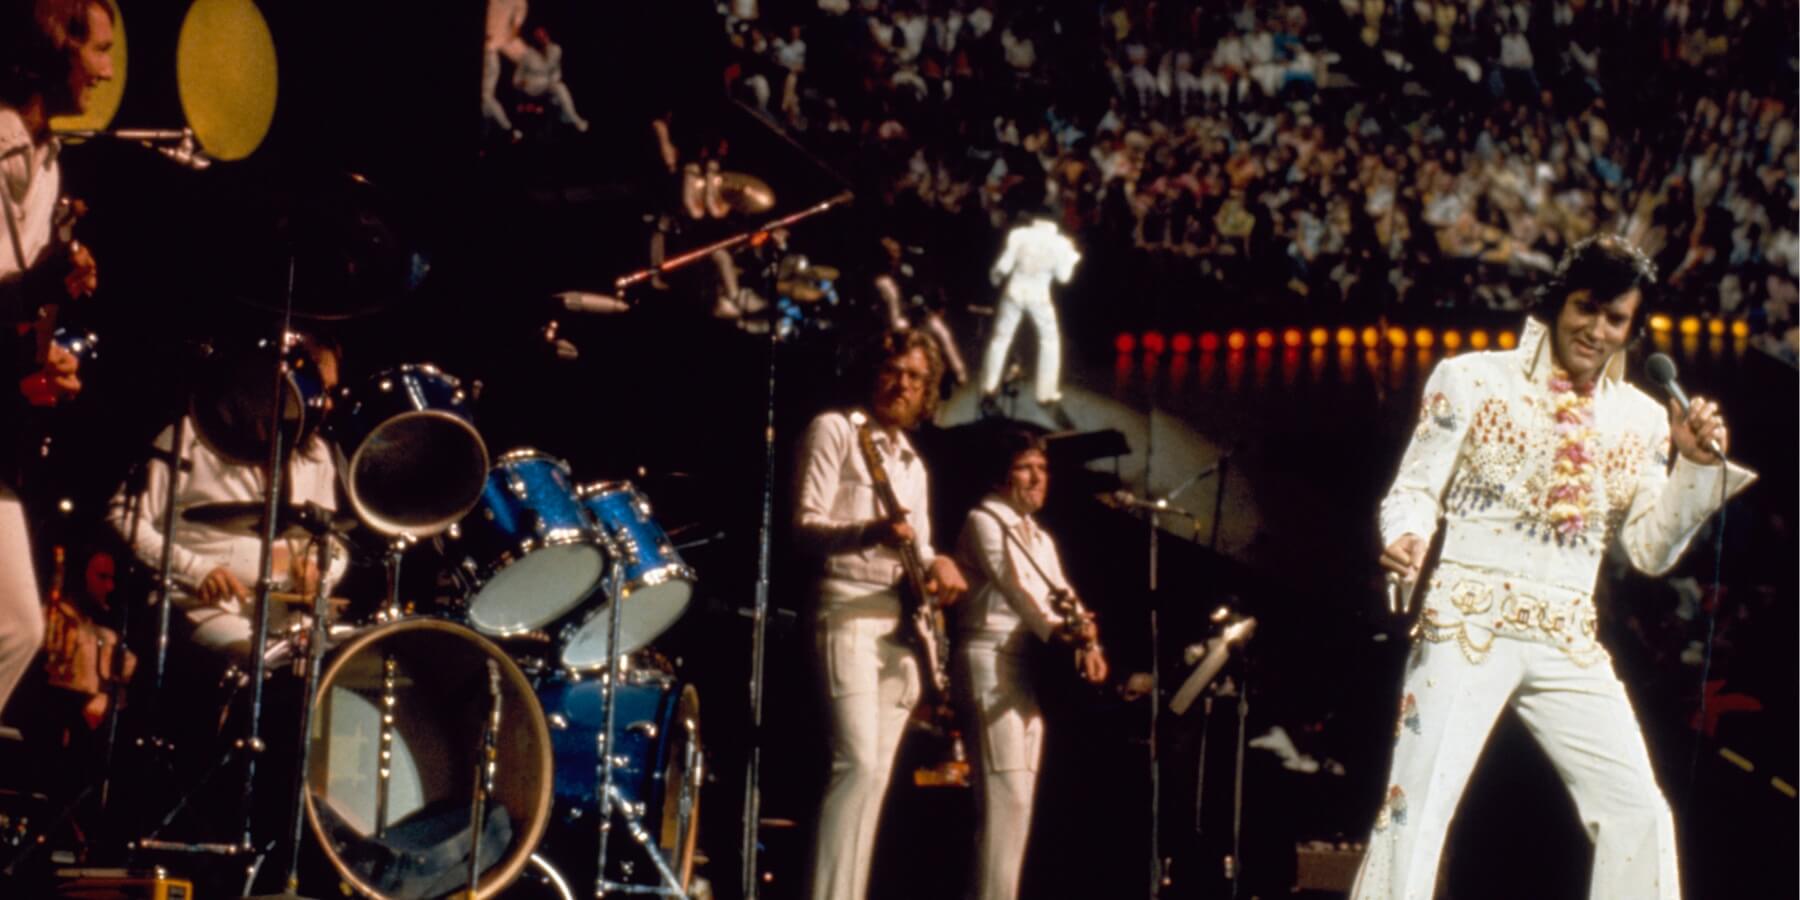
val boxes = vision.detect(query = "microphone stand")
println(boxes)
[1115,447,1229,899]
[56,127,213,170]
[612,191,853,899]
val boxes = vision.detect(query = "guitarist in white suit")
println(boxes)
[0,0,112,731]
[795,329,969,900]
[955,428,1107,900]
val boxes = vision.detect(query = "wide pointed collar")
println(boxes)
[1518,316,1626,390]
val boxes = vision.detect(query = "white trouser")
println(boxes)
[811,580,920,900]
[961,636,1043,900]
[0,486,45,719]
[180,594,301,665]
[1351,636,1680,900]
[979,290,1062,404]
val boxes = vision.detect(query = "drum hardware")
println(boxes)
[586,565,698,899]
[465,660,506,900]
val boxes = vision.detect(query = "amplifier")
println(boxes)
[55,868,195,900]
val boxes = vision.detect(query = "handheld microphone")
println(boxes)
[1644,353,1724,458]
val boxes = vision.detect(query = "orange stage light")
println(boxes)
[1255,330,1276,350]
[1227,331,1248,351]
[1469,330,1489,349]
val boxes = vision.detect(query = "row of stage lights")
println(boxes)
[1112,315,1750,356]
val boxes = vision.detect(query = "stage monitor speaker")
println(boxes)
[55,867,194,900]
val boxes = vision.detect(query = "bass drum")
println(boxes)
[302,618,552,900]
[522,671,703,895]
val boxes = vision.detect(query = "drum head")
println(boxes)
[559,580,693,671]
[466,543,606,636]
[346,409,489,537]
[304,619,551,900]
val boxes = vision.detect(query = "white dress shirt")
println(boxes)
[794,409,936,595]
[956,496,1069,646]
[110,417,348,600]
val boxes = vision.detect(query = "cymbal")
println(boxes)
[205,171,428,321]
[777,280,826,302]
[183,501,359,539]
[716,171,776,214]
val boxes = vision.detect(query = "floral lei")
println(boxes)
[1546,371,1597,542]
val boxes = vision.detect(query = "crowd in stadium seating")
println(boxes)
[717,0,1797,354]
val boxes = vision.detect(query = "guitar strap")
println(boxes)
[972,503,1069,595]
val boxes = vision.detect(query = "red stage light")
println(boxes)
[1114,333,1135,353]
[1142,331,1167,353]
[1199,332,1221,352]
[1172,333,1193,353]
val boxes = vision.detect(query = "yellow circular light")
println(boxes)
[178,0,279,161]
[1335,327,1356,348]
[1730,320,1749,338]
[1413,328,1434,349]
[1309,328,1330,347]
[1442,330,1462,350]
[1678,317,1702,336]
[1360,326,1380,348]
[1498,331,1517,349]
[1648,313,1673,333]
[1469,330,1489,349]
[1706,318,1726,336]
[1386,327,1408,348]
[50,0,126,132]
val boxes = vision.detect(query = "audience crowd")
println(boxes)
[716,0,1797,356]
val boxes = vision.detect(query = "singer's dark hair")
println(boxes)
[0,0,111,107]
[987,427,1049,489]
[1533,234,1660,338]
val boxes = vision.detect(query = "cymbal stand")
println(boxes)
[466,659,504,898]
[590,561,690,897]
[259,521,340,900]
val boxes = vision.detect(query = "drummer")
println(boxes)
[106,333,348,662]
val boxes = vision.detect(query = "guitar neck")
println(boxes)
[851,419,932,600]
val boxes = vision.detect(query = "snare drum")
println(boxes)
[559,482,697,670]
[531,671,702,892]
[452,450,606,637]
[333,364,489,538]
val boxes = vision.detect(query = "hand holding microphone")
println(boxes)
[1644,353,1728,464]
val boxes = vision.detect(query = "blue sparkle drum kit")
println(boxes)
[179,352,708,898]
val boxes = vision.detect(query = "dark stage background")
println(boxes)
[2,1,1792,899]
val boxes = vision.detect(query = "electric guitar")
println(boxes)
[847,410,951,703]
